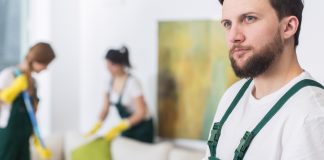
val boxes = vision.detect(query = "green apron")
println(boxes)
[207,79,324,160]
[111,75,154,143]
[0,94,33,160]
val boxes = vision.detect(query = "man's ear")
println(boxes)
[281,16,299,40]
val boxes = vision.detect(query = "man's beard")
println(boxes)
[230,31,284,78]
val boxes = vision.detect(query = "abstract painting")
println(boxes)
[158,20,238,140]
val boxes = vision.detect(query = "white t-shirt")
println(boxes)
[203,72,324,160]
[108,75,150,118]
[0,67,15,128]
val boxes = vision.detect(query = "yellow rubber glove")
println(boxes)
[104,119,130,141]
[84,121,103,138]
[0,74,28,104]
[33,136,52,159]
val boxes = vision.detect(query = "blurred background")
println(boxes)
[1,0,324,159]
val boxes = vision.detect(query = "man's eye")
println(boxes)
[222,21,231,29]
[245,16,256,23]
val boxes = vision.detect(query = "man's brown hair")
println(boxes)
[219,0,304,46]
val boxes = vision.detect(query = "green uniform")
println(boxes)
[0,68,36,160]
[0,94,33,160]
[114,95,154,143]
[111,74,154,143]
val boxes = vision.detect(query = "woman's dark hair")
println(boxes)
[105,46,132,68]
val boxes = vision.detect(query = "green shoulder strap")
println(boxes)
[208,79,252,160]
[233,79,324,160]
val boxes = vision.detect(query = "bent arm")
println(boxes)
[0,74,28,104]
[99,93,110,122]
[127,95,147,126]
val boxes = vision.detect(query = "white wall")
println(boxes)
[29,0,81,135]
[297,1,324,84]
[50,0,81,133]
[29,0,324,142]
[28,0,52,136]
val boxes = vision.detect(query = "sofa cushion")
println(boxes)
[111,137,173,160]
[168,147,205,160]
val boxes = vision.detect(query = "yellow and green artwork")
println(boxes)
[158,20,238,140]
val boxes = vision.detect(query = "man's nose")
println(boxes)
[228,24,245,44]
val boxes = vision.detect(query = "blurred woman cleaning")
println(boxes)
[86,46,154,143]
[0,42,55,160]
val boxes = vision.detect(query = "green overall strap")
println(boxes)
[116,74,130,106]
[111,74,131,118]
[233,79,324,160]
[208,79,252,160]
[109,74,130,106]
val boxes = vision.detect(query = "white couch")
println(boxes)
[31,132,205,160]
[109,136,204,160]
[30,133,65,160]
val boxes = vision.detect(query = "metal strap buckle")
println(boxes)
[208,122,222,157]
[234,131,254,160]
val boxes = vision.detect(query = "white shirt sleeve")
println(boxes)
[0,68,15,90]
[128,77,143,98]
[281,115,324,160]
[0,68,15,128]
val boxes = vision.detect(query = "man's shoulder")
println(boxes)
[285,82,324,121]
[295,76,324,105]
[293,84,324,109]
[215,79,252,118]
[224,78,251,96]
